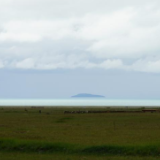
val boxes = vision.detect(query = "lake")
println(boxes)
[0,99,160,107]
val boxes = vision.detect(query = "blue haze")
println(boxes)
[0,69,160,100]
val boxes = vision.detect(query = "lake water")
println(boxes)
[0,99,160,107]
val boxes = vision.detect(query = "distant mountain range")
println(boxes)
[71,93,105,98]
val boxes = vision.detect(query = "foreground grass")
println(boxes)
[0,152,160,160]
[0,107,160,159]
[0,152,159,160]
[1,107,160,146]
[0,138,160,157]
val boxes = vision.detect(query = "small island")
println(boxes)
[71,93,105,98]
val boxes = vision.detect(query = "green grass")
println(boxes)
[0,138,160,156]
[0,152,160,160]
[0,107,160,159]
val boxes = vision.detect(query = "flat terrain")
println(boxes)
[0,107,160,160]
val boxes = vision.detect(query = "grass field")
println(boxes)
[0,107,160,159]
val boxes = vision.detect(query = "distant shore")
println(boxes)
[0,105,160,109]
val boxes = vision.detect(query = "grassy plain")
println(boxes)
[0,107,160,159]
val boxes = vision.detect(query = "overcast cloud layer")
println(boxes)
[0,0,160,73]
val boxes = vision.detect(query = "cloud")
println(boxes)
[0,60,4,68]
[0,20,75,42]
[131,57,160,73]
[99,59,124,70]
[0,0,160,72]
[15,58,35,69]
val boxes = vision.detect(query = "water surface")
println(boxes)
[0,99,160,107]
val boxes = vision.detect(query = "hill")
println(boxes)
[71,93,105,98]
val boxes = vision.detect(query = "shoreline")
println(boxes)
[0,105,160,108]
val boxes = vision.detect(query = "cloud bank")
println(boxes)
[0,0,160,72]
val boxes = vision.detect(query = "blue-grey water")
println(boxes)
[0,99,160,107]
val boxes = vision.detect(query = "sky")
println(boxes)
[0,0,160,99]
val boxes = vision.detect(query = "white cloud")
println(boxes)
[99,59,124,70]
[0,20,76,42]
[76,8,135,41]
[16,58,35,69]
[0,61,4,68]
[0,0,160,72]
[131,58,160,73]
